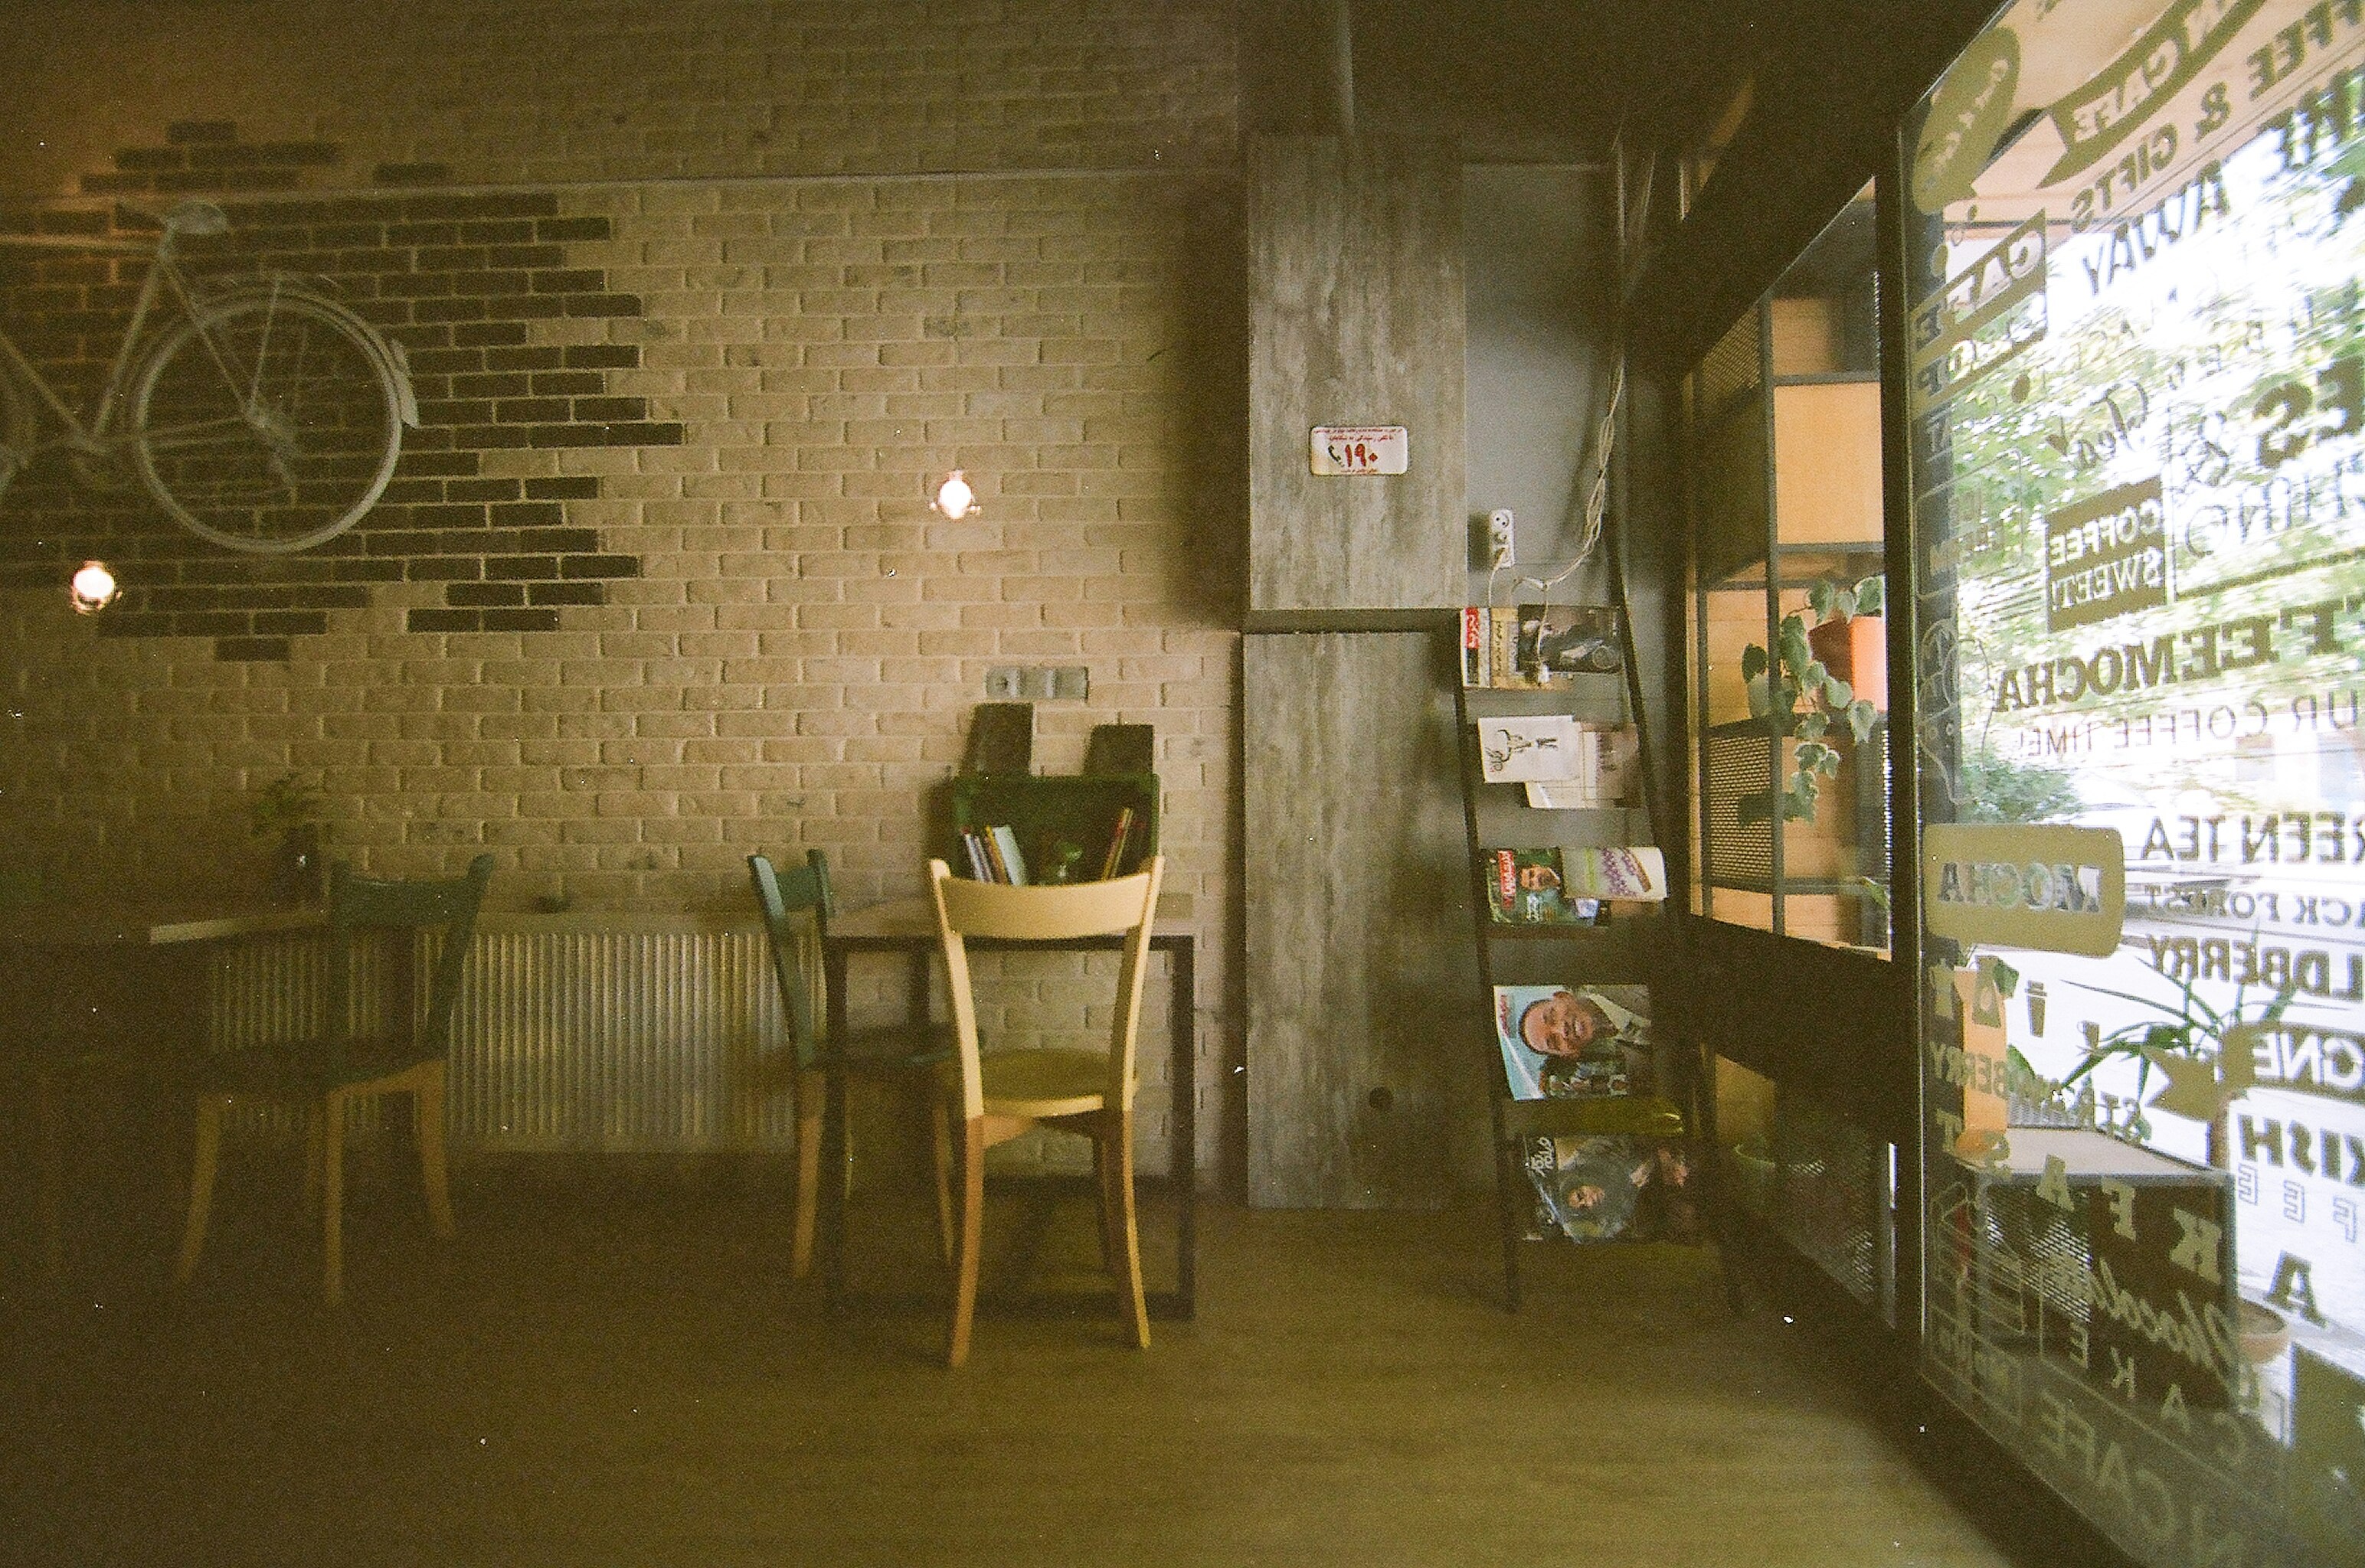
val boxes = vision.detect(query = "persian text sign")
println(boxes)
[1310,425,1408,475]
[1924,823,2129,956]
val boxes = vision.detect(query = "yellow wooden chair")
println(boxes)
[926,854,1164,1367]
[175,855,491,1305]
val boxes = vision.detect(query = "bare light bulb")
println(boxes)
[932,469,976,521]
[69,560,119,615]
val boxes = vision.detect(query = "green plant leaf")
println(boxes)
[1853,576,1885,616]
[1741,643,1768,681]
[1846,699,1879,743]
[1824,676,1853,709]
[1795,710,1830,740]
[1808,580,1838,621]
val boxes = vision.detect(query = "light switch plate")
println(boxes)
[1051,665,1088,701]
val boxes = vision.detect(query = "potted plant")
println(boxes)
[249,771,327,905]
[2057,962,2297,1158]
[1737,573,1885,825]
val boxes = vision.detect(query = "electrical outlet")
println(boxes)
[1487,508,1516,568]
[985,666,1022,699]
[1051,665,1088,701]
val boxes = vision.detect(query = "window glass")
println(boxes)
[1906,3,2365,1562]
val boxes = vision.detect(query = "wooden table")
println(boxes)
[0,901,323,1269]
[820,897,1196,1319]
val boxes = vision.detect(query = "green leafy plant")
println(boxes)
[1738,573,1884,825]
[247,771,322,838]
[2054,960,2297,1145]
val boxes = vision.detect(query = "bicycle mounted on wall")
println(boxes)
[0,199,417,554]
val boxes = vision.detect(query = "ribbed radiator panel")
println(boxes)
[208,922,797,1154]
[455,927,793,1153]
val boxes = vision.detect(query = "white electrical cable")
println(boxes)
[1488,129,1643,612]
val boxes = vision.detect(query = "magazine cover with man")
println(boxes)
[1492,983,1653,1102]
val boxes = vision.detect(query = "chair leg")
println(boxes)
[302,1104,325,1217]
[1091,1134,1117,1274]
[321,1089,346,1306]
[947,1117,986,1369]
[175,1095,224,1287]
[33,1068,65,1278]
[415,1067,455,1239]
[1103,1109,1149,1350]
[791,1070,823,1279]
[927,1096,955,1268]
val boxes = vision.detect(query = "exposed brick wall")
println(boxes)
[0,0,1245,1181]
[0,0,1239,204]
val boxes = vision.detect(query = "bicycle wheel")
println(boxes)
[129,289,402,553]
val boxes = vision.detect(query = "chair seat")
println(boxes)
[978,1047,1112,1119]
[186,1038,440,1097]
[819,1021,953,1072]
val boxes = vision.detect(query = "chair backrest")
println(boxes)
[323,854,492,1071]
[927,856,1163,1121]
[747,850,834,1069]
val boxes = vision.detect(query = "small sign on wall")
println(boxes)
[1310,425,1408,475]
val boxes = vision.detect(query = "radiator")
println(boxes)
[211,915,800,1153]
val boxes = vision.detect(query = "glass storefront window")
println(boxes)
[1906,3,2365,1561]
[1689,192,1894,952]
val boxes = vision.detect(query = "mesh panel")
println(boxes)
[1769,1099,1883,1306]
[1704,726,1775,887]
[1695,306,1762,423]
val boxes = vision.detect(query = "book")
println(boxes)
[1098,805,1136,880]
[988,824,1029,885]
[1474,714,1587,783]
[1480,848,1602,926]
[1460,606,1492,687]
[1490,603,1624,689]
[976,827,1012,882]
[961,830,994,882]
[1493,982,1653,1102]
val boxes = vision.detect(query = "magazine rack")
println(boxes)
[1451,598,1723,1310]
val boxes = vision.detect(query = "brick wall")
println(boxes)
[0,2,1245,1173]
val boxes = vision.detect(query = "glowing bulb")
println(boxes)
[933,469,976,520]
[69,560,119,615]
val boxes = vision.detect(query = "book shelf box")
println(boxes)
[943,773,1159,885]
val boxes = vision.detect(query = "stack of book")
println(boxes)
[959,807,1140,884]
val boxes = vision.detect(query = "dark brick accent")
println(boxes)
[1,158,661,662]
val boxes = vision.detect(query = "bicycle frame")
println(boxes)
[0,222,209,457]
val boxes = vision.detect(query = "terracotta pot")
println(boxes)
[1807,613,1886,710]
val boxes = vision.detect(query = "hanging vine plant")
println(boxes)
[1737,574,1884,825]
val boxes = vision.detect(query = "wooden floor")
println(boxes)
[0,1165,2039,1568]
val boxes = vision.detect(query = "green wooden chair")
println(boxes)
[747,850,954,1278]
[175,854,492,1305]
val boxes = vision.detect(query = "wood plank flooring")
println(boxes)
[0,1171,2030,1567]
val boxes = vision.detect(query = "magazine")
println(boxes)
[1474,714,1587,783]
[1491,603,1624,689]
[1492,982,1653,1102]
[1460,604,1626,688]
[1523,1135,1698,1243]
[1480,848,1602,926]
[1557,846,1667,901]
[1518,724,1640,808]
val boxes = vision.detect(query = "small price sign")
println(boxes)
[1310,425,1408,475]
